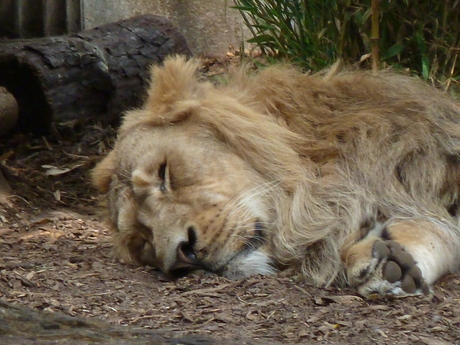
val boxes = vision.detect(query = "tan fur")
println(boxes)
[92,56,460,296]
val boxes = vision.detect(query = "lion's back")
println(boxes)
[232,66,460,219]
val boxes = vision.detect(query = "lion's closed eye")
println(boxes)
[159,162,167,192]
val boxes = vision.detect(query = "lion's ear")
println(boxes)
[91,150,116,194]
[145,56,201,114]
[121,56,204,129]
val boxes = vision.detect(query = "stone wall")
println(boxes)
[82,0,248,55]
[0,0,82,38]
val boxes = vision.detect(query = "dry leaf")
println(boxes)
[42,164,84,176]
[53,190,61,201]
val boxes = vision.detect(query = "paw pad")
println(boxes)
[382,260,401,283]
[374,240,429,295]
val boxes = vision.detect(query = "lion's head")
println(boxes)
[92,56,321,281]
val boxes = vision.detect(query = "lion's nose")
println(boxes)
[170,226,199,272]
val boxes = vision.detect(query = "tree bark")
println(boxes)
[0,14,191,134]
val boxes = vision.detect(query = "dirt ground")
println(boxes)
[1,58,460,344]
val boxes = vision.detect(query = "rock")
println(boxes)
[0,87,18,137]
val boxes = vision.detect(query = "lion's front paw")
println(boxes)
[373,240,430,295]
[346,238,430,297]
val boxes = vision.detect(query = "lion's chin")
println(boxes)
[163,250,276,281]
[219,250,277,280]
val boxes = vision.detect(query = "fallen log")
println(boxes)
[0,14,191,134]
[0,300,276,345]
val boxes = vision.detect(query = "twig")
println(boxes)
[371,0,380,72]
[444,51,458,92]
[180,282,239,297]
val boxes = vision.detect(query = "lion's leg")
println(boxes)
[341,218,459,297]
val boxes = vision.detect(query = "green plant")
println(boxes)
[233,0,460,90]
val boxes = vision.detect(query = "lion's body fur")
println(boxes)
[93,56,460,292]
[223,65,460,284]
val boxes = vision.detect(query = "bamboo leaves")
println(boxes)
[234,0,459,90]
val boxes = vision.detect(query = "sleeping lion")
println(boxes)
[92,56,460,297]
